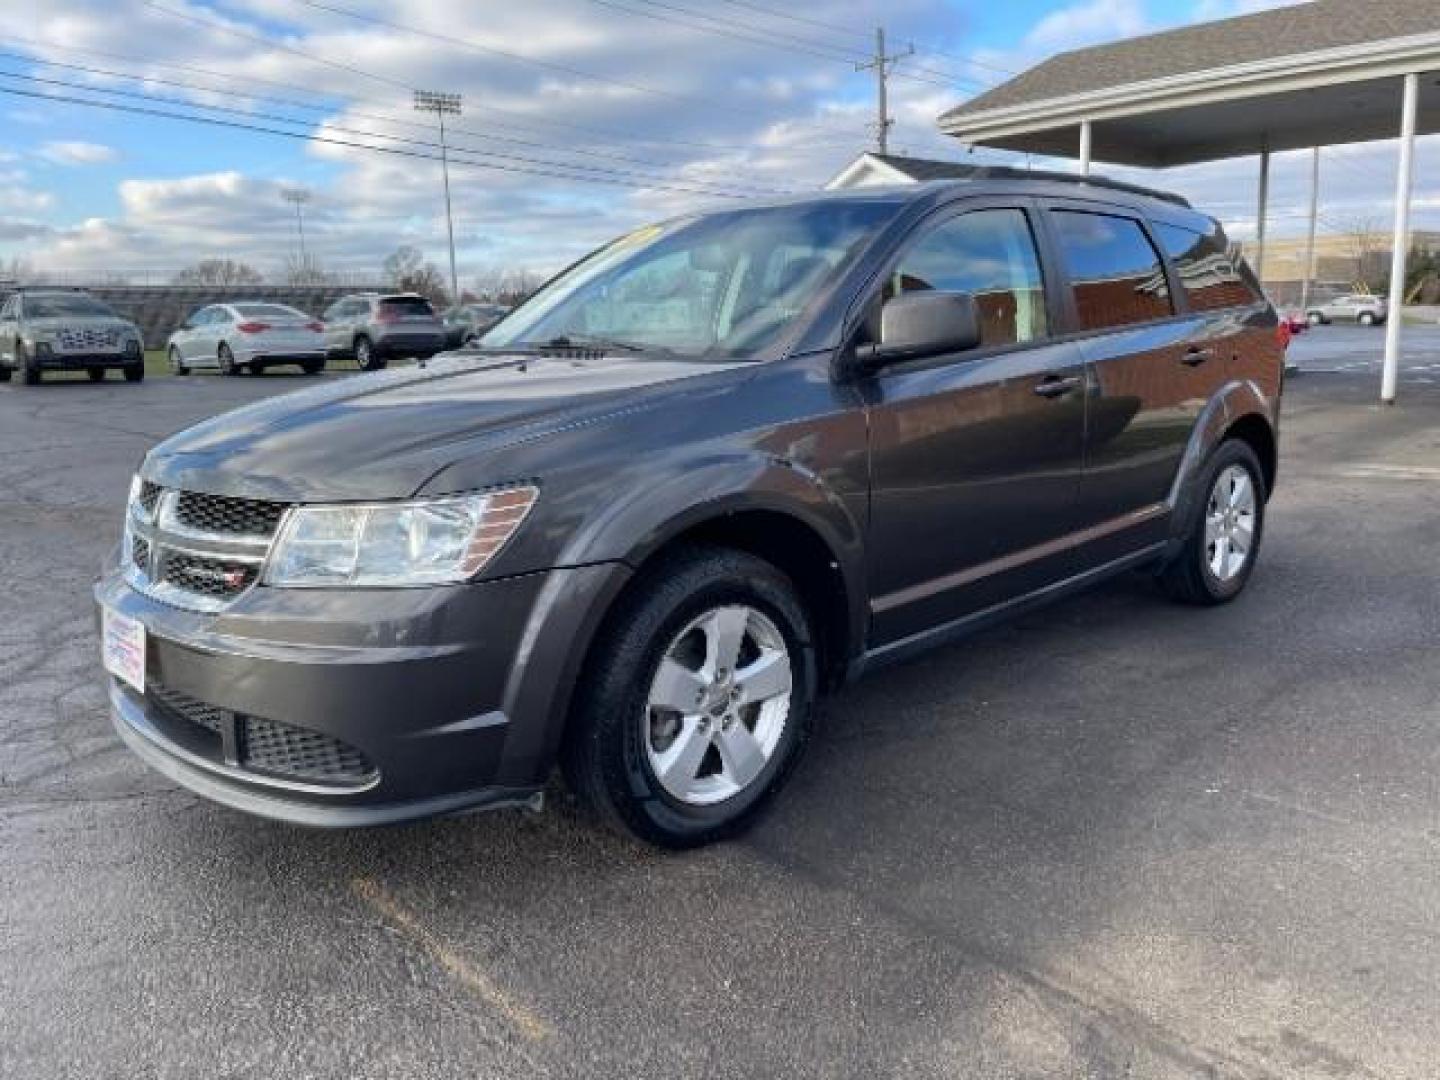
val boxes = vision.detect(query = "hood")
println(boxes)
[144,351,750,501]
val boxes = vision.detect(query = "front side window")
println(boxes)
[1152,223,1259,311]
[1051,211,1172,331]
[882,208,1048,347]
[484,200,902,360]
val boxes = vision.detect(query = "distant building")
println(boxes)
[826,152,982,190]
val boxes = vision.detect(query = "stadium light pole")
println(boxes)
[281,187,311,264]
[414,89,462,303]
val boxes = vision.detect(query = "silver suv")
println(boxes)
[321,293,446,371]
[1306,293,1387,327]
[0,289,145,384]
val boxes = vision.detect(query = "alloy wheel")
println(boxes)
[643,604,793,806]
[1204,464,1257,582]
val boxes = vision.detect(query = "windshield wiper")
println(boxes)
[539,333,649,354]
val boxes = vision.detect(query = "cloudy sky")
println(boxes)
[0,0,1434,287]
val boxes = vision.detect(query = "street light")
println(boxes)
[414,89,462,303]
[281,187,311,264]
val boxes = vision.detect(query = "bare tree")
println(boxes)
[0,256,37,285]
[383,245,449,306]
[283,252,331,285]
[173,259,264,286]
[471,264,541,306]
[1338,216,1388,291]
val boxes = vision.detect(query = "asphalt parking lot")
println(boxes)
[3,357,1439,1079]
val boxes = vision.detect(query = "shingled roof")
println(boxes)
[941,0,1440,123]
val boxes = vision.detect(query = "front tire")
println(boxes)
[1306,312,1323,326]
[123,363,144,383]
[169,347,190,376]
[19,343,39,385]
[562,546,816,848]
[301,358,325,375]
[87,367,105,382]
[1158,439,1266,606]
[1359,312,1375,326]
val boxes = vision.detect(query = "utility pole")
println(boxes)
[281,187,310,265]
[856,27,913,156]
[414,89,462,303]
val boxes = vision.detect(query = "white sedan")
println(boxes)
[166,302,327,376]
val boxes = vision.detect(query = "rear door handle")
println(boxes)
[1033,374,1083,398]
[1182,347,1213,366]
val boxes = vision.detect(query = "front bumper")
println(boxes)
[95,559,629,826]
[37,350,140,369]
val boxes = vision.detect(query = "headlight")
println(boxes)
[264,486,538,587]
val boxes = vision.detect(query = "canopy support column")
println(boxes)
[1255,144,1270,287]
[1078,120,1092,176]
[1382,72,1419,405]
[1301,148,1320,313]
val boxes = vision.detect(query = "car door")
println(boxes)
[1043,203,1213,552]
[325,300,355,353]
[174,307,203,362]
[862,201,1088,644]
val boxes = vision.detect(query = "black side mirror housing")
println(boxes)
[854,291,982,374]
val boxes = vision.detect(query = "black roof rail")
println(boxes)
[938,165,1192,208]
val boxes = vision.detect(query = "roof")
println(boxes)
[868,154,982,182]
[941,0,1440,124]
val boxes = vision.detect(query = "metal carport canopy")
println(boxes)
[937,0,1440,402]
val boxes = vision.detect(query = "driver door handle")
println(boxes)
[1033,374,1083,398]
[1182,347,1213,366]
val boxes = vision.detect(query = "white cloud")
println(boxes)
[38,141,119,166]
[1026,0,1150,53]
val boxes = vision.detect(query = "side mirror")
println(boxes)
[855,291,982,373]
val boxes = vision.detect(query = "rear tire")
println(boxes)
[561,545,816,848]
[219,344,240,376]
[123,363,144,383]
[0,364,11,383]
[19,343,39,385]
[1306,312,1323,326]
[354,336,384,372]
[301,358,325,375]
[87,367,105,382]
[1359,311,1375,326]
[1158,439,1266,606]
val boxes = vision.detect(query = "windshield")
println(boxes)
[27,295,118,319]
[482,200,900,360]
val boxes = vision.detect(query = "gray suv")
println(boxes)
[321,292,446,370]
[1305,293,1387,326]
[0,289,145,384]
[98,170,1284,847]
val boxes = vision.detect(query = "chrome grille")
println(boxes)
[126,484,282,612]
[174,491,288,538]
[57,326,121,352]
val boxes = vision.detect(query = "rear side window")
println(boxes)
[379,297,435,317]
[1152,223,1260,311]
[1051,211,1171,331]
[884,208,1048,347]
[235,304,302,320]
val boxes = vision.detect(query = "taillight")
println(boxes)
[306,321,324,332]
[235,322,270,334]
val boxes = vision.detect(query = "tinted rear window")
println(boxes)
[1152,224,1261,311]
[235,304,306,320]
[1051,211,1172,331]
[379,297,435,316]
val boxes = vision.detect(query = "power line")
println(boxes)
[0,68,792,197]
[0,82,779,199]
[4,31,812,155]
[0,50,782,180]
[287,0,777,120]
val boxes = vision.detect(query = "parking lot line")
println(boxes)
[351,877,553,1044]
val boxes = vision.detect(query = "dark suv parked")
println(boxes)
[97,171,1284,847]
